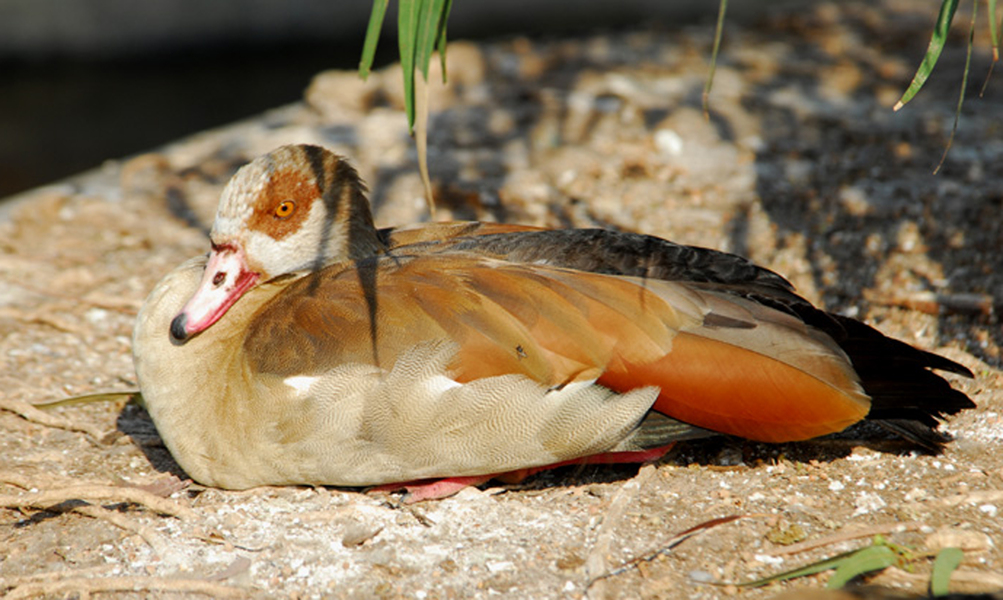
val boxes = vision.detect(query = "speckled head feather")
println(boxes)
[167,145,389,344]
[212,144,385,278]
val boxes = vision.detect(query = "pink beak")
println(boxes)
[170,245,260,345]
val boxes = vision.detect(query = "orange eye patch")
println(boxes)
[274,200,296,219]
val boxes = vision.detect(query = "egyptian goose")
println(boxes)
[132,144,974,497]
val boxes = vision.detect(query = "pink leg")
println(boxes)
[369,444,675,502]
[369,474,495,503]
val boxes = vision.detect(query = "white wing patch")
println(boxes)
[284,375,320,394]
[422,374,463,396]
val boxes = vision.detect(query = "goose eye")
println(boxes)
[274,200,296,219]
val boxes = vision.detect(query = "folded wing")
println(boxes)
[245,253,871,446]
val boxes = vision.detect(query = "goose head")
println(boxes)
[169,144,384,345]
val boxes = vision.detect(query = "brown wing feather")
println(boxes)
[444,264,680,384]
[245,253,871,442]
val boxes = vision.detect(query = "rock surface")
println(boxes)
[2,1,1002,598]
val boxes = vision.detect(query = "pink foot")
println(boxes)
[369,474,495,503]
[369,444,675,502]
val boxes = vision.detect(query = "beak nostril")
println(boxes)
[212,272,226,287]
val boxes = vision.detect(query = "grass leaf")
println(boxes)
[420,0,452,79]
[403,0,451,213]
[414,70,435,216]
[398,0,420,132]
[736,536,907,589]
[415,0,437,80]
[703,0,728,119]
[894,0,960,111]
[930,547,964,596]
[437,0,454,81]
[393,0,451,136]
[983,0,1001,96]
[989,0,1000,61]
[826,545,898,588]
[359,0,389,80]
[734,548,862,588]
[934,0,978,174]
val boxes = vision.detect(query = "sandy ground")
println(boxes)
[2,1,1002,598]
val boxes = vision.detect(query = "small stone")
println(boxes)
[556,551,585,570]
[853,491,887,516]
[688,570,715,583]
[341,522,383,547]
[654,129,684,156]
[925,527,993,552]
[84,307,110,325]
[765,522,808,545]
[486,560,514,573]
[438,559,458,573]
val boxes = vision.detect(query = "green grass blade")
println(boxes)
[418,0,448,80]
[396,0,451,133]
[359,0,390,80]
[415,0,434,80]
[981,1,1000,97]
[436,0,454,81]
[934,0,977,175]
[989,0,1000,61]
[413,0,449,79]
[703,0,728,119]
[398,0,420,132]
[825,545,898,589]
[894,0,960,111]
[930,547,964,595]
[733,549,861,588]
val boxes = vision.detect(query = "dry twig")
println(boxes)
[0,306,89,335]
[870,565,1003,594]
[2,575,247,599]
[0,471,184,496]
[0,484,194,520]
[72,504,172,554]
[932,490,1003,507]
[114,474,190,498]
[4,281,141,315]
[0,471,35,490]
[81,291,144,314]
[585,464,656,597]
[588,514,752,588]
[0,396,108,440]
[764,521,924,556]
[864,290,995,317]
[0,566,116,590]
